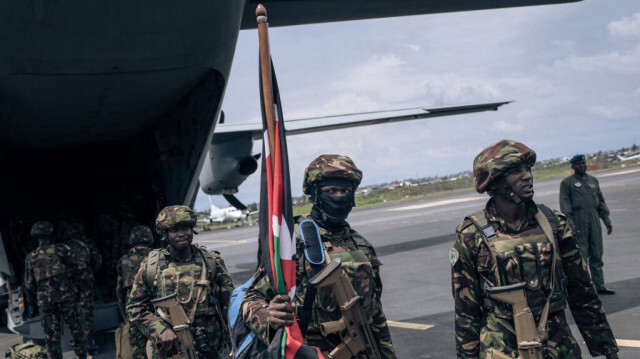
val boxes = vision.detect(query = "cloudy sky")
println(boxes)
[195,0,639,211]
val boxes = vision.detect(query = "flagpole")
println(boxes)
[256,4,276,169]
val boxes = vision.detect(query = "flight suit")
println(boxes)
[559,173,611,290]
[126,245,233,359]
[116,244,153,359]
[451,199,618,358]
[24,243,88,358]
[242,217,396,358]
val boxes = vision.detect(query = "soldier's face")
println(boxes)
[505,163,534,200]
[571,160,587,176]
[166,224,193,250]
[320,185,353,197]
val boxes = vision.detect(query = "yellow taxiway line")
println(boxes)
[387,321,434,330]
[616,339,640,348]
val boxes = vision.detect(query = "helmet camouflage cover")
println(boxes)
[473,139,536,194]
[302,154,363,195]
[30,221,54,237]
[129,225,154,245]
[155,205,197,234]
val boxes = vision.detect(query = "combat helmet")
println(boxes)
[129,225,154,245]
[155,205,197,234]
[302,154,363,195]
[30,221,54,237]
[473,139,536,194]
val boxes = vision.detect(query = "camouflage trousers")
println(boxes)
[129,321,148,359]
[478,310,580,359]
[78,282,95,338]
[41,303,88,358]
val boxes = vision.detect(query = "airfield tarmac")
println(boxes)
[2,166,639,358]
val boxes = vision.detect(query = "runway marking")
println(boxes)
[387,321,434,330]
[598,168,640,177]
[387,196,484,211]
[616,339,640,348]
[196,238,256,248]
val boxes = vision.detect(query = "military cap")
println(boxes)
[129,225,154,245]
[473,139,536,194]
[570,154,585,164]
[155,205,197,234]
[302,154,363,195]
[31,221,54,236]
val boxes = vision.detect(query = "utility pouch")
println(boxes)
[115,322,133,359]
[151,293,197,359]
[486,282,543,359]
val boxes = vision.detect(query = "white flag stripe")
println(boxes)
[279,215,295,259]
[263,130,270,157]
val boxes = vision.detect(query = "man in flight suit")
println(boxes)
[559,154,615,294]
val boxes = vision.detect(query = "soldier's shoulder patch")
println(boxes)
[449,248,459,266]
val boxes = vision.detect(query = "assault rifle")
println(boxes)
[300,217,381,359]
[151,293,197,359]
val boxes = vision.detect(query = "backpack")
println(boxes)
[5,341,47,359]
[228,275,267,359]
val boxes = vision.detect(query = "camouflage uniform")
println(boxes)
[126,206,233,359]
[451,140,618,358]
[116,225,154,359]
[23,221,88,359]
[559,168,611,291]
[60,223,102,348]
[242,154,396,358]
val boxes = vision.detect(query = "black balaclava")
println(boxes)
[310,179,355,231]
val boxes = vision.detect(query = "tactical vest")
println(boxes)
[30,245,67,283]
[121,247,152,290]
[68,239,91,271]
[468,205,567,319]
[295,218,379,334]
[144,247,220,318]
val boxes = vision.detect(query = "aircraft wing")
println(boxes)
[240,0,581,29]
[214,101,510,141]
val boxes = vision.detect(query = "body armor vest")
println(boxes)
[31,246,67,283]
[295,220,378,334]
[468,205,567,319]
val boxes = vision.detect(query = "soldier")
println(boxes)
[559,154,615,295]
[116,225,155,359]
[126,205,233,358]
[242,154,396,358]
[451,140,619,359]
[60,222,102,354]
[23,221,88,359]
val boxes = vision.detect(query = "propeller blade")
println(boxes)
[223,194,248,211]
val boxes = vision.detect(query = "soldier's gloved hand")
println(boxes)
[268,294,294,330]
[158,328,182,357]
[606,223,613,235]
[605,353,619,359]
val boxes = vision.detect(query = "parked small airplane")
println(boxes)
[617,152,640,162]
[203,196,249,223]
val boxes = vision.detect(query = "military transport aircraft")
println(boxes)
[200,102,511,209]
[0,0,581,338]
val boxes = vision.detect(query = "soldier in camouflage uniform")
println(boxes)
[59,222,102,354]
[242,154,396,358]
[116,225,155,359]
[23,221,88,359]
[126,205,233,358]
[451,140,619,359]
[559,154,615,295]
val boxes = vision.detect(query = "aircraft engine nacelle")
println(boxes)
[199,133,258,195]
